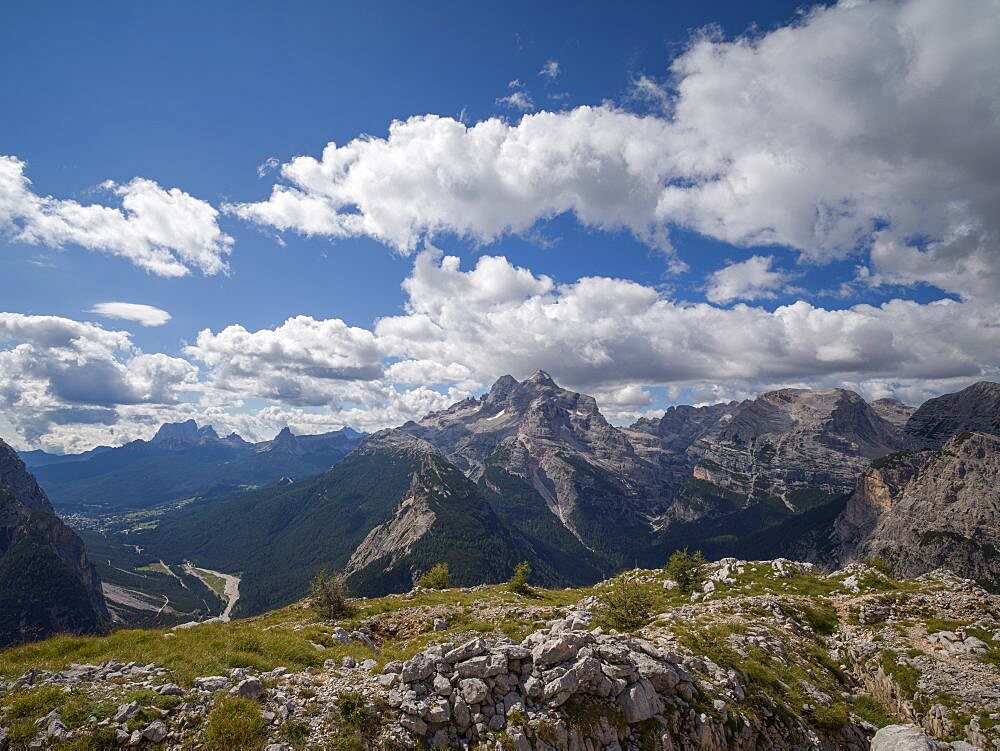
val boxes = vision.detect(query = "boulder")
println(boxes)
[618,678,662,723]
[194,675,229,692]
[870,725,940,750]
[531,633,588,668]
[401,653,436,682]
[459,678,489,705]
[233,677,263,700]
[142,720,169,743]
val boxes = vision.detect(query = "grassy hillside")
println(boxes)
[2,560,997,750]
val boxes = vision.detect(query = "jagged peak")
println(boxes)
[524,369,556,386]
[151,419,221,446]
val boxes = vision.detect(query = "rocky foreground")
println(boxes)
[1,559,999,750]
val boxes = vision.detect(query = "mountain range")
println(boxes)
[22,421,366,513]
[111,372,1000,617]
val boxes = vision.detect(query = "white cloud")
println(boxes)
[185,315,385,406]
[0,312,198,445]
[229,0,1000,296]
[539,60,560,79]
[256,156,281,178]
[6,244,1000,450]
[0,155,232,277]
[88,302,172,327]
[184,249,1000,429]
[497,91,535,111]
[226,107,682,263]
[706,255,789,304]
[374,250,1000,394]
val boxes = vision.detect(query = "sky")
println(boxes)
[1,0,999,452]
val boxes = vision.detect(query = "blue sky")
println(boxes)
[1,0,998,451]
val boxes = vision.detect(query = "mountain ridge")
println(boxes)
[0,438,109,647]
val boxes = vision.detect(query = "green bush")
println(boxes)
[336,691,368,728]
[600,577,654,631]
[665,548,707,594]
[417,562,450,590]
[310,568,352,620]
[508,561,532,595]
[203,697,267,751]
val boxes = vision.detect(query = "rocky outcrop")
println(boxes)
[346,456,441,574]
[905,381,1000,449]
[0,438,108,646]
[378,616,866,751]
[689,388,906,507]
[3,559,999,750]
[835,451,927,556]
[344,453,531,593]
[149,420,221,449]
[870,399,917,430]
[853,432,1000,587]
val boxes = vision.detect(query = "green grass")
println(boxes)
[0,604,373,685]
[203,697,268,751]
[879,650,921,698]
[852,695,896,728]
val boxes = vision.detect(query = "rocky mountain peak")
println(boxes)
[905,380,1000,448]
[853,430,1000,587]
[525,368,556,386]
[868,397,915,428]
[150,420,220,449]
[0,438,52,514]
[263,427,302,455]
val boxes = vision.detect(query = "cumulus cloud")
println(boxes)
[0,312,198,445]
[706,255,790,304]
[185,315,385,406]
[183,250,1000,431]
[227,107,681,263]
[230,0,1000,296]
[88,302,172,327]
[374,250,1000,392]
[7,243,1000,450]
[0,156,232,276]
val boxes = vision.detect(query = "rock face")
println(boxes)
[835,451,927,556]
[688,388,906,507]
[905,381,1000,449]
[344,454,528,591]
[0,438,108,647]
[852,432,1000,587]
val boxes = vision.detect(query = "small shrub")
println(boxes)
[418,562,450,590]
[665,548,706,594]
[336,691,376,734]
[507,708,528,727]
[203,697,267,751]
[310,568,352,620]
[281,718,312,750]
[796,602,839,636]
[600,577,654,631]
[508,561,532,595]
